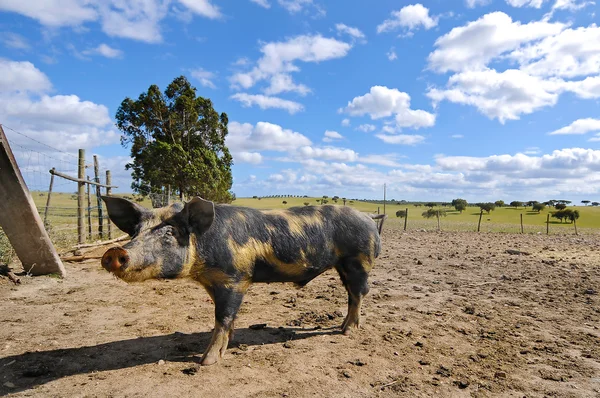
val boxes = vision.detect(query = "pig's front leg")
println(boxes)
[200,285,246,366]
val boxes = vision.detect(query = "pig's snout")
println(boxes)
[102,247,129,273]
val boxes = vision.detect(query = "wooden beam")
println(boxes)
[49,168,118,189]
[0,125,66,277]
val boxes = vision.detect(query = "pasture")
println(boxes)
[1,215,599,397]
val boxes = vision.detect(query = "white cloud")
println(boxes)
[375,134,425,145]
[235,151,263,164]
[466,0,492,7]
[548,118,600,135]
[227,121,312,153]
[0,0,221,43]
[0,59,52,93]
[1,32,30,49]
[0,59,118,154]
[0,0,97,27]
[511,25,600,78]
[335,23,365,42]
[341,118,350,127]
[359,154,404,167]
[83,43,123,58]
[377,4,438,34]
[341,86,436,130]
[323,130,343,142]
[298,146,358,162]
[357,124,376,132]
[250,0,271,8]
[506,0,546,7]
[427,68,562,123]
[552,0,595,10]
[451,134,464,139]
[229,34,352,93]
[427,12,565,73]
[190,67,217,89]
[387,47,398,61]
[178,0,221,18]
[276,0,324,16]
[263,73,311,96]
[230,93,304,114]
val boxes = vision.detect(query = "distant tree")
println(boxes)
[582,200,590,206]
[552,209,579,223]
[425,202,437,208]
[257,197,261,200]
[282,201,287,205]
[495,200,505,207]
[452,198,468,213]
[323,195,328,199]
[322,199,329,205]
[592,202,600,206]
[316,199,321,204]
[422,209,446,219]
[332,196,339,201]
[349,200,354,204]
[342,197,347,206]
[526,201,538,208]
[477,202,496,214]
[510,201,523,208]
[303,202,310,206]
[116,75,233,202]
[555,203,567,210]
[396,210,407,218]
[567,209,580,223]
[252,195,258,199]
[532,203,546,213]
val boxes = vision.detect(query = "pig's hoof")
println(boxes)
[200,354,219,366]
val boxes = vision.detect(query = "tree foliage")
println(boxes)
[532,203,546,212]
[551,209,579,223]
[422,209,446,219]
[396,210,407,218]
[451,198,468,213]
[509,201,523,208]
[495,200,505,207]
[477,202,496,214]
[116,75,233,203]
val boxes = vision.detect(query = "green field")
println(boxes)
[2,192,599,264]
[231,196,600,234]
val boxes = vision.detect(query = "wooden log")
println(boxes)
[77,149,85,245]
[0,126,66,276]
[43,168,55,227]
[49,168,117,188]
[106,170,112,239]
[94,156,103,239]
[73,234,129,249]
[86,176,92,240]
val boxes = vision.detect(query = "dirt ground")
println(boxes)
[1,228,599,398]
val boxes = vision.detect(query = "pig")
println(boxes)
[100,196,384,366]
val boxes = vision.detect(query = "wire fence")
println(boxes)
[0,124,117,253]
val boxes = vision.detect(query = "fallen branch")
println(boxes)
[73,234,129,249]
[0,264,21,284]
[60,255,103,262]
[505,249,531,256]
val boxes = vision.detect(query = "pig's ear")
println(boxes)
[101,196,151,236]
[184,196,215,234]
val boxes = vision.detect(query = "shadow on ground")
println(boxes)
[0,326,337,396]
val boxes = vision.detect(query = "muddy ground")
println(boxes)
[1,228,599,397]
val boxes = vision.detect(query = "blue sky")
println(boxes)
[1,0,599,203]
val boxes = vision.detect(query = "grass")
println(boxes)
[2,192,598,263]
[231,197,600,234]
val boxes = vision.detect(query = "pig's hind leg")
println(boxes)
[200,285,245,366]
[335,256,371,335]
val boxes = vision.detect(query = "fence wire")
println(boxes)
[1,124,116,251]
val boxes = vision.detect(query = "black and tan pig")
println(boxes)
[101,196,385,365]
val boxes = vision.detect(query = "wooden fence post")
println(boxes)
[573,218,578,235]
[0,125,66,276]
[546,214,550,235]
[520,214,524,234]
[404,208,408,231]
[106,170,112,239]
[477,210,483,232]
[86,176,92,241]
[43,168,55,227]
[77,149,85,245]
[93,155,103,239]
[436,210,441,231]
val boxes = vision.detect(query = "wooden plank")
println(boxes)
[77,149,85,245]
[94,155,103,239]
[49,168,118,188]
[0,125,66,277]
[106,170,112,239]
